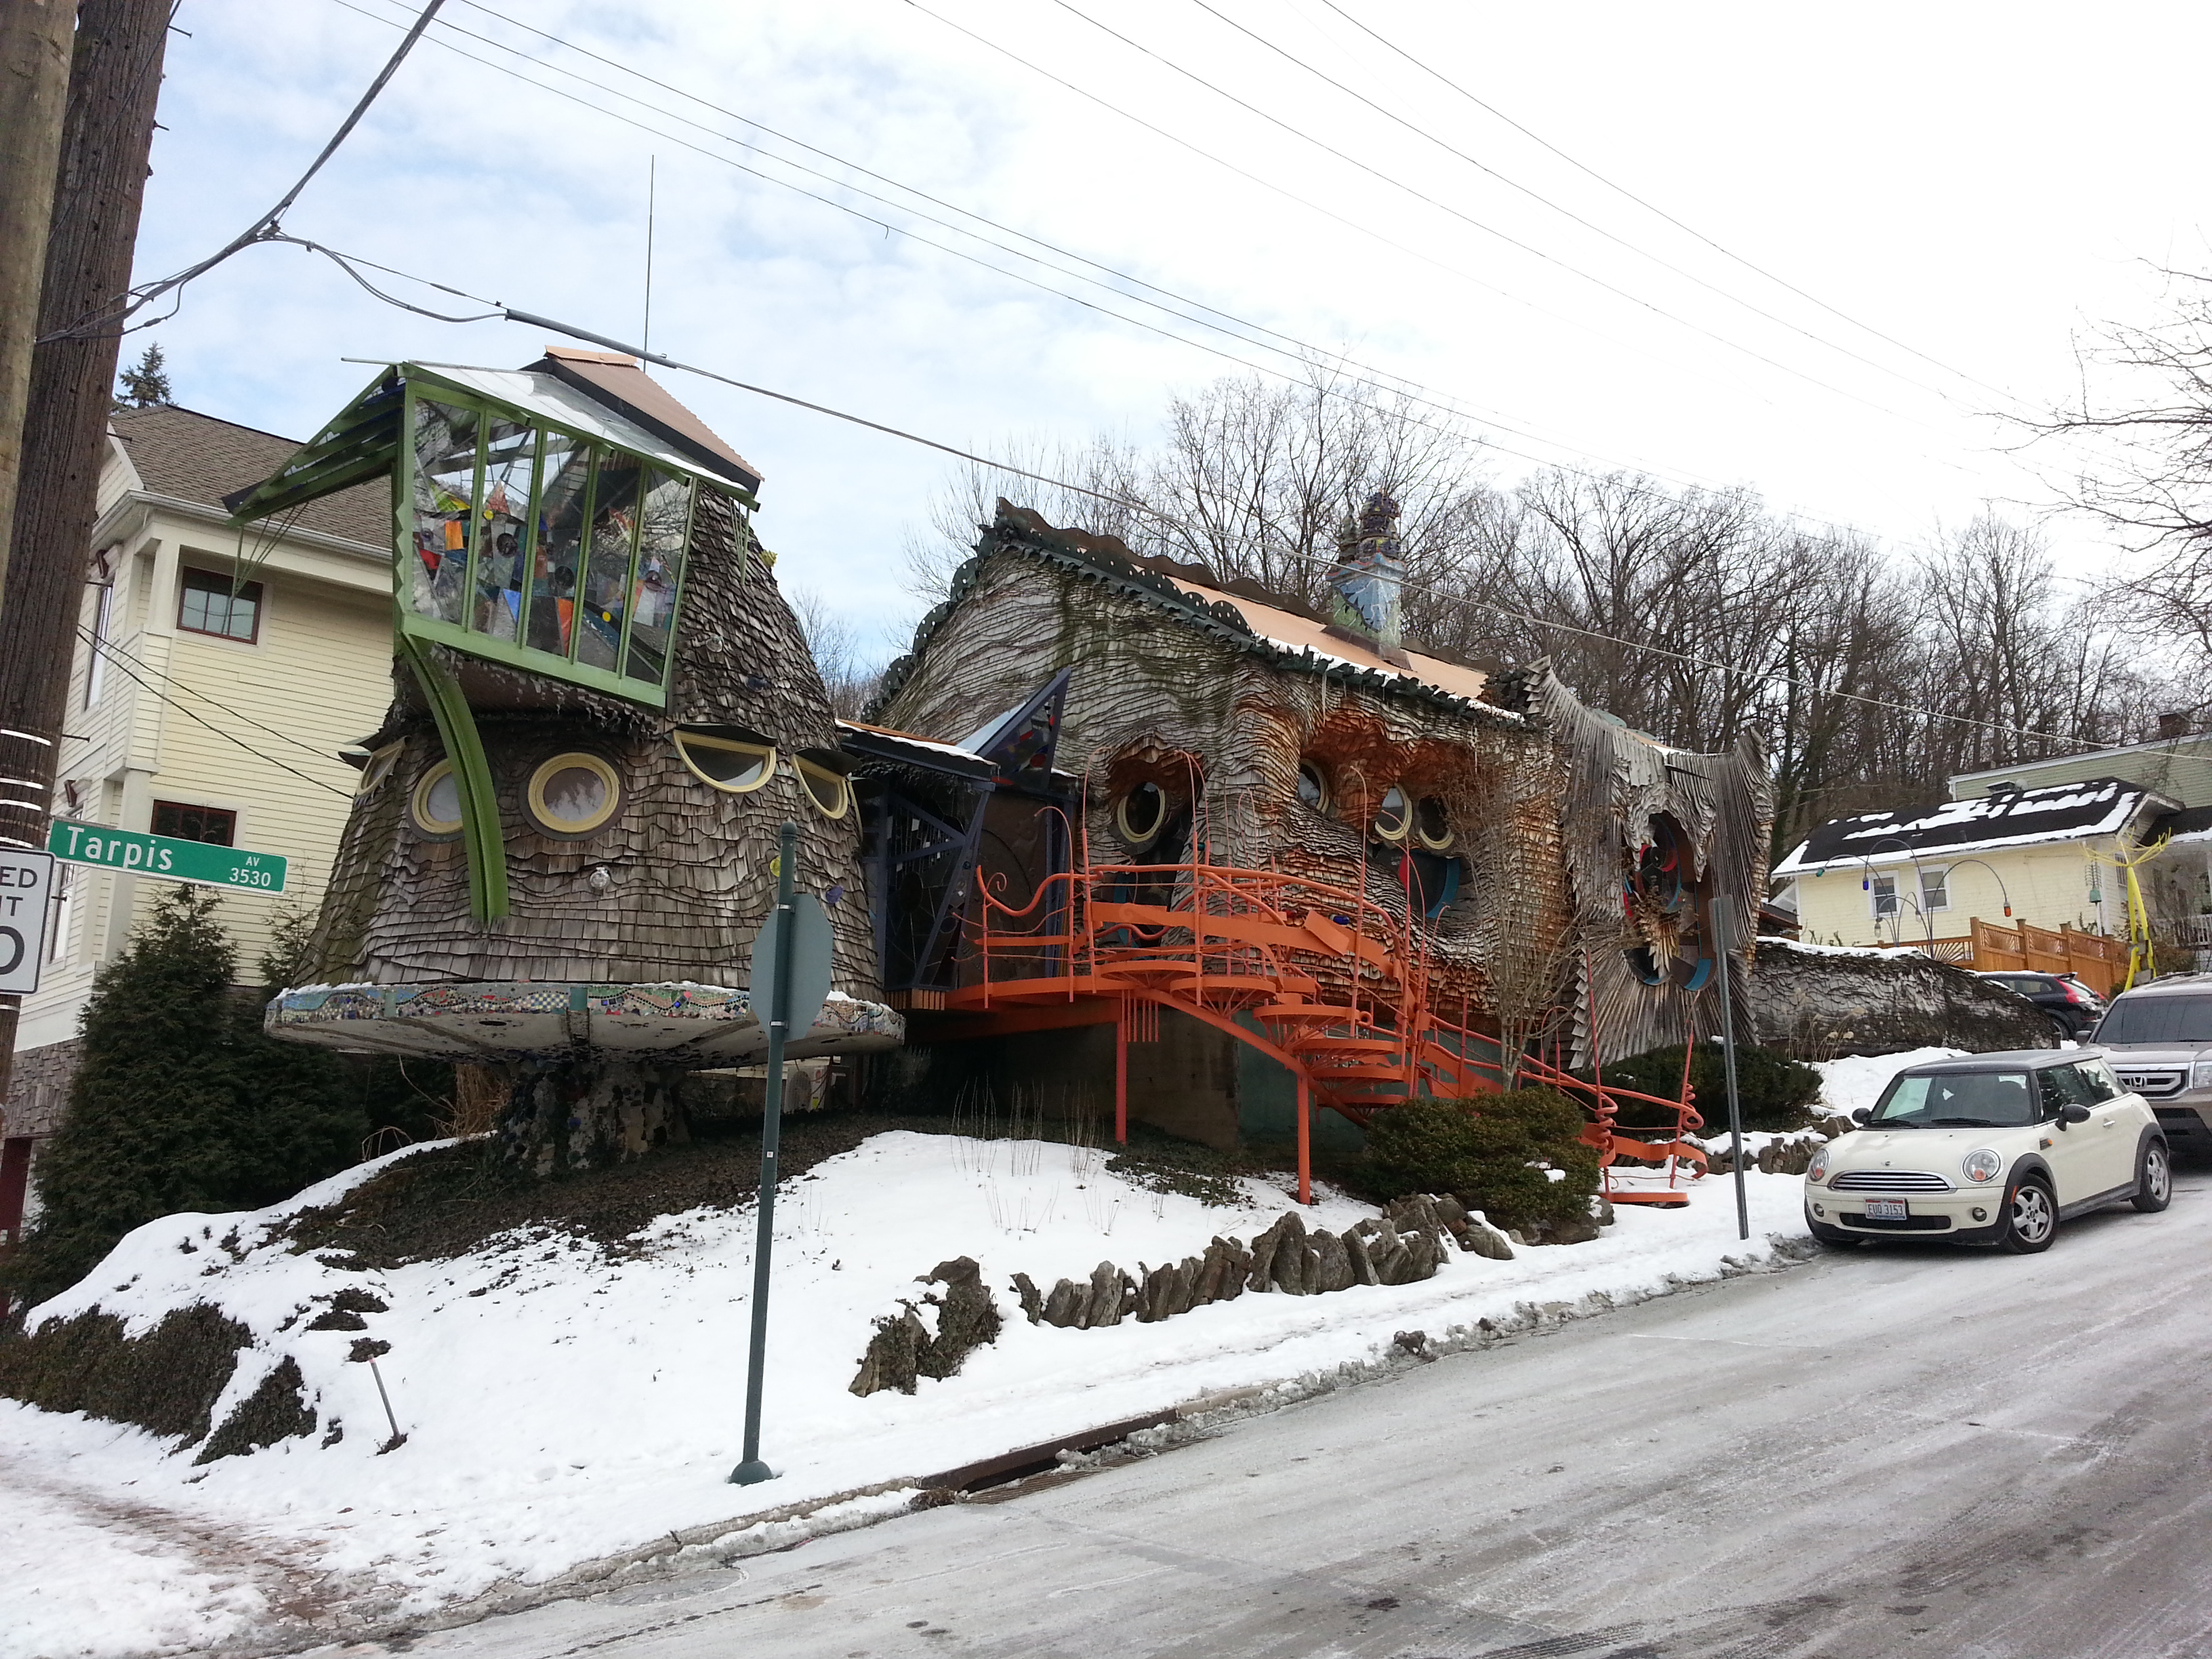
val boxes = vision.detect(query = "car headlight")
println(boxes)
[1806,1145,1831,1184]
[2192,1062,2212,1092]
[1962,1148,2003,1185]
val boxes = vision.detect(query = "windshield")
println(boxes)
[2091,994,2212,1046]
[1871,1069,2039,1128]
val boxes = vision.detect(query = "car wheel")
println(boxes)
[1999,1178,2057,1254]
[2046,1012,2074,1040]
[2133,1141,2173,1213]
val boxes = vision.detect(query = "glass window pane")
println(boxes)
[625,470,691,684]
[409,399,483,626]
[579,453,644,672]
[471,420,534,642]
[529,434,592,657]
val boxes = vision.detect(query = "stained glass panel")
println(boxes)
[624,469,692,685]
[471,419,534,642]
[579,453,643,672]
[409,400,480,625]
[529,434,590,657]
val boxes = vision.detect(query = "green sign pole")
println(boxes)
[732,823,798,1488]
[46,821,288,894]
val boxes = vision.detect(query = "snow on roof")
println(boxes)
[1774,777,2163,876]
[835,718,988,764]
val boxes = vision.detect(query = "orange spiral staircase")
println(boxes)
[938,849,1706,1206]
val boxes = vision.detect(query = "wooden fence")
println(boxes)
[1889,920,2126,998]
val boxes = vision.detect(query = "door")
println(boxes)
[2061,1058,2142,1193]
[2035,1067,2119,1203]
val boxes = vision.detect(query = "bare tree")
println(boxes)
[2026,266,2212,694]
[786,585,880,720]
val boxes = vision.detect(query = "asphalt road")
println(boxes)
[389,1168,2212,1659]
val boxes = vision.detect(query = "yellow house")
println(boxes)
[1,405,392,1226]
[1772,777,2182,993]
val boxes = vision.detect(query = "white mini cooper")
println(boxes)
[1804,1049,2170,1254]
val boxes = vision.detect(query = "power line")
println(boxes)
[75,626,355,796]
[39,0,448,344]
[337,0,1961,544]
[1311,0,2043,419]
[349,0,1742,491]
[1184,0,1980,414]
[258,232,2095,752]
[83,618,348,764]
[1038,0,1953,434]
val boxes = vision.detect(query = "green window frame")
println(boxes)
[394,381,698,708]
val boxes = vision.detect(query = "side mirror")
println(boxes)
[2060,1103,2093,1126]
[1851,1107,1872,1126]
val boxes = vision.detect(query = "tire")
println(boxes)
[2133,1140,2173,1213]
[2047,1012,2076,1040]
[1999,1177,2057,1254]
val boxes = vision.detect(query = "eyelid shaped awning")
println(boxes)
[221,361,756,527]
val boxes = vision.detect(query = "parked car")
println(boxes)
[1804,1050,2167,1254]
[1975,969,2105,1038]
[2085,975,2212,1158]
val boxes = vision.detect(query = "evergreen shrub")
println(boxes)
[1583,1043,1821,1133]
[0,887,367,1311]
[1364,1089,1601,1234]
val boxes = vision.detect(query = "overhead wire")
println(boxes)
[75,626,356,796]
[337,0,1954,543]
[1038,0,1959,434]
[343,0,1746,494]
[37,0,449,344]
[1184,0,1982,411]
[1309,0,2045,417]
[262,230,2095,752]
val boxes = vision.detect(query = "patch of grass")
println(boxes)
[0,1303,251,1444]
[195,1357,316,1464]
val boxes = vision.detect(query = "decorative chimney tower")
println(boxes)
[1328,490,1405,656]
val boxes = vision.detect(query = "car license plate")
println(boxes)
[1864,1198,1908,1220]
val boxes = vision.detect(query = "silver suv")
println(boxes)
[2087,975,2212,1156]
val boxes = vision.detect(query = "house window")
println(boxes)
[1870,874,1898,918]
[1920,866,1950,913]
[178,567,262,642]
[153,801,237,844]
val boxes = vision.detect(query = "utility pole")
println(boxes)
[0,0,79,615]
[0,0,168,1108]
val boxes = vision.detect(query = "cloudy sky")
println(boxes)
[135,1,2212,656]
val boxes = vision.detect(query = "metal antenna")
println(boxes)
[642,155,657,355]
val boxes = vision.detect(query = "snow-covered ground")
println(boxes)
[0,1060,1944,1658]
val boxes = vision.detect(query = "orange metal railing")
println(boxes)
[941,851,1703,1206]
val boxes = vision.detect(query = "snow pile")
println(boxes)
[1757,935,1900,960]
[0,1130,1816,1656]
[1814,1047,1965,1118]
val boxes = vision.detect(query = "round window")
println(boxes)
[1116,781,1166,846]
[1296,762,1330,814]
[675,730,775,793]
[1372,785,1410,842]
[1414,796,1454,851]
[526,752,623,839]
[798,758,851,819]
[409,760,464,838]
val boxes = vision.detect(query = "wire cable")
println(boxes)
[38,0,447,344]
[81,617,352,764]
[1040,0,1947,432]
[1185,0,1980,411]
[335,0,1972,539]
[1311,0,2045,417]
[344,0,1731,487]
[75,626,356,796]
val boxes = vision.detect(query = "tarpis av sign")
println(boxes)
[45,821,288,894]
[0,849,55,995]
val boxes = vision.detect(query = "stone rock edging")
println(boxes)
[849,1195,1515,1395]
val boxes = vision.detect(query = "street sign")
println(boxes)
[46,821,288,894]
[0,850,55,995]
[747,891,834,1038]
